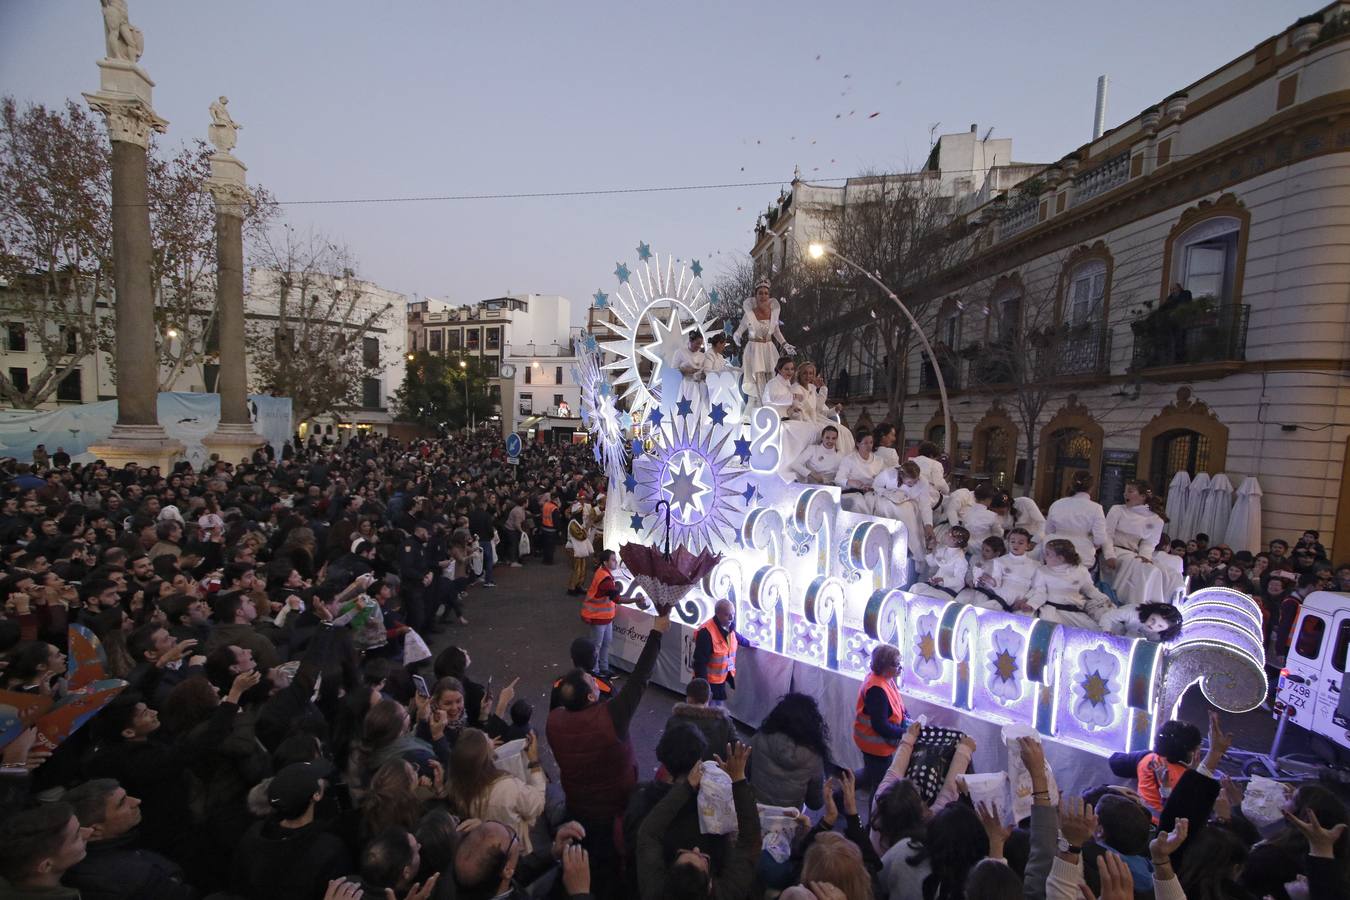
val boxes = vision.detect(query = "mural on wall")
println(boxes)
[577,244,1266,757]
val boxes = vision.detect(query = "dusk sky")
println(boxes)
[1,1,1309,323]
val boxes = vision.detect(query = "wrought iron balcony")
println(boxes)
[1130,304,1250,371]
[1072,151,1130,206]
[919,349,961,392]
[1046,323,1112,377]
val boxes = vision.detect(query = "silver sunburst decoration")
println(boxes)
[597,244,713,421]
[573,333,629,481]
[631,414,747,555]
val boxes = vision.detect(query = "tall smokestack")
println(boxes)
[1093,75,1109,140]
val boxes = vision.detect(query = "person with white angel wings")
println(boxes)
[733,280,795,405]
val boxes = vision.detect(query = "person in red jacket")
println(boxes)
[547,601,671,900]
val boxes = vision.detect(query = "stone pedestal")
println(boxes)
[84,56,183,466]
[202,422,263,466]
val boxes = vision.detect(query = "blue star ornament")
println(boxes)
[614,262,631,284]
[593,289,609,308]
[648,408,664,427]
[631,438,645,457]
[630,513,645,532]
[598,381,612,397]
[741,483,757,504]
[676,397,693,418]
[690,259,703,278]
[708,288,720,306]
[733,437,752,461]
[709,403,727,426]
[583,334,599,352]
[636,241,652,262]
[624,473,638,492]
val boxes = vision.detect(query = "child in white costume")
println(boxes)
[1102,480,1168,608]
[872,460,935,563]
[971,527,1042,614]
[959,484,1004,548]
[733,281,795,404]
[1028,538,1112,630]
[911,526,970,600]
[957,535,1006,607]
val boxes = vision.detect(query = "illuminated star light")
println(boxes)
[709,403,727,426]
[614,262,631,283]
[593,289,609,308]
[632,415,748,553]
[663,459,710,518]
[636,241,652,261]
[676,397,693,418]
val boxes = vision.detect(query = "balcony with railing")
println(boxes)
[1000,194,1040,238]
[918,348,961,393]
[1130,304,1250,374]
[1046,323,1112,378]
[966,341,1016,387]
[1072,151,1130,206]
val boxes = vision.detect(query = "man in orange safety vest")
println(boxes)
[692,599,739,706]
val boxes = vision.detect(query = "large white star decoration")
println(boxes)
[640,306,687,375]
[663,457,710,519]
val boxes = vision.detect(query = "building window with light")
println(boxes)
[486,327,500,351]
[466,329,480,351]
[520,393,533,414]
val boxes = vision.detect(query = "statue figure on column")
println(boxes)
[208,96,241,154]
[100,0,144,63]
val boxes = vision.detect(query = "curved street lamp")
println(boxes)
[807,242,953,462]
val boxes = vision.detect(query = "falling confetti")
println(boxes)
[849,110,856,116]
[835,114,841,119]
[811,140,816,144]
[843,73,851,78]
[868,112,880,118]
[801,324,811,332]
[815,54,821,60]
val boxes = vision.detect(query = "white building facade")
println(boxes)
[783,6,1350,553]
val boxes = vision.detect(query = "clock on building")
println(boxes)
[500,363,517,378]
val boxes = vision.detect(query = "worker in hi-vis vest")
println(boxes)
[853,641,907,790]
[580,548,636,677]
[692,599,739,706]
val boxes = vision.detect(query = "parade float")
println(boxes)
[575,245,1267,763]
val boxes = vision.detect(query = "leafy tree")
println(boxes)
[395,351,494,429]
[0,98,109,408]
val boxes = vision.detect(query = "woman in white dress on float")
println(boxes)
[733,280,795,405]
[835,430,885,514]
[792,361,853,454]
[761,358,818,472]
[1103,479,1168,608]
[1043,470,1109,571]
[872,423,900,470]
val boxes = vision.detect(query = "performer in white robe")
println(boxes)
[872,460,933,563]
[1004,495,1047,548]
[835,431,884,514]
[967,529,1041,613]
[792,425,844,484]
[732,280,795,405]
[792,361,853,454]
[1103,480,1168,608]
[701,333,743,424]
[762,358,817,473]
[911,528,971,599]
[912,440,950,510]
[1043,472,1109,570]
[873,423,901,470]
[960,485,1004,548]
[671,332,708,421]
[1028,539,1112,630]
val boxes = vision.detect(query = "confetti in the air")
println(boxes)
[868,112,880,118]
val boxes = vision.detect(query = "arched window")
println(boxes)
[1173,216,1241,305]
[1065,259,1106,326]
[990,285,1022,344]
[1151,429,1212,498]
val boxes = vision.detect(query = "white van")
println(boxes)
[1275,590,1350,751]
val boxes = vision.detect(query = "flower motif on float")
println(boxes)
[1072,644,1120,728]
[912,610,942,682]
[987,625,1024,704]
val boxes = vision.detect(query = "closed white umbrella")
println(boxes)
[1197,473,1234,545]
[1224,476,1264,554]
[1180,472,1211,541]
[1164,470,1191,536]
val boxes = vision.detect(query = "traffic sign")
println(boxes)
[506,433,522,458]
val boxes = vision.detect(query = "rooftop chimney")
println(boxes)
[970,123,978,134]
[1092,76,1109,140]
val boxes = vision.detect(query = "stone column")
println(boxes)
[83,7,183,470]
[202,97,263,464]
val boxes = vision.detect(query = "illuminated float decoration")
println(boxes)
[580,243,1267,757]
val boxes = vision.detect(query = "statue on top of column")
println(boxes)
[100,0,144,63]
[208,96,241,154]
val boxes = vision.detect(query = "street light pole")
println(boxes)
[808,243,953,462]
[460,359,471,431]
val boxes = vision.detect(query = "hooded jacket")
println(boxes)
[748,730,825,810]
[231,817,352,900]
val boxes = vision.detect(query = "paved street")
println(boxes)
[426,557,704,779]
